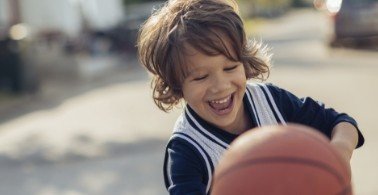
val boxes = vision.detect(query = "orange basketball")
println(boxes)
[212,124,352,195]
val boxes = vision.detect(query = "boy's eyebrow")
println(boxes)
[186,55,238,73]
[185,62,211,77]
[186,67,201,76]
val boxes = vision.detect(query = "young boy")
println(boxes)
[137,0,365,194]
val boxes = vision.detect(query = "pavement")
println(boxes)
[0,9,377,195]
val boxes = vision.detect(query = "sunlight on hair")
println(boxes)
[249,38,273,66]
[218,0,240,14]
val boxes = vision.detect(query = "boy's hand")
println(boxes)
[330,140,353,179]
[330,122,358,161]
[330,122,359,178]
[330,141,353,163]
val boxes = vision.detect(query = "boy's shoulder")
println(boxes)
[246,82,279,90]
[171,111,191,135]
[169,109,229,146]
[245,82,304,108]
[246,82,284,97]
[166,107,229,157]
[168,111,200,144]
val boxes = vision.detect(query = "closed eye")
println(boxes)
[224,65,238,71]
[193,75,208,81]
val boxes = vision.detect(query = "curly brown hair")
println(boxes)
[137,0,271,112]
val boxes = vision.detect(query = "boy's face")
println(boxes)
[182,45,247,133]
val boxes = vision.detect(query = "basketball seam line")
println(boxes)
[216,157,347,187]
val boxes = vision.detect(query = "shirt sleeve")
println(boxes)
[266,83,364,148]
[163,139,208,195]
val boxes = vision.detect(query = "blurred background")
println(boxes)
[0,0,377,194]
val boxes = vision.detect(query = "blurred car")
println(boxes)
[329,0,378,47]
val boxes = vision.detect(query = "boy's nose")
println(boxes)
[209,74,230,94]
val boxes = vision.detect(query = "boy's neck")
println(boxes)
[224,103,253,135]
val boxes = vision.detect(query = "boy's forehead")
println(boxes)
[178,28,240,76]
[183,53,205,74]
[182,44,204,69]
[182,38,237,66]
[183,46,234,74]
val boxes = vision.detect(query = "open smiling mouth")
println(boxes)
[208,93,234,115]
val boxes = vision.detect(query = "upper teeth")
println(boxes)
[210,96,230,104]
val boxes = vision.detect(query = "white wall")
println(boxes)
[19,0,81,36]
[18,0,124,37]
[81,0,124,30]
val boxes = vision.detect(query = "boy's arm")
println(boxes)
[265,83,364,148]
[164,141,207,195]
[330,122,359,162]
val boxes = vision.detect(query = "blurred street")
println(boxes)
[0,9,377,195]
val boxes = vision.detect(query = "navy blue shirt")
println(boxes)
[163,83,364,195]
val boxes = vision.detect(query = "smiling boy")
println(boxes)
[137,0,364,194]
[182,42,249,135]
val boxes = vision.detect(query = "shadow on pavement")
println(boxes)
[0,137,167,195]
